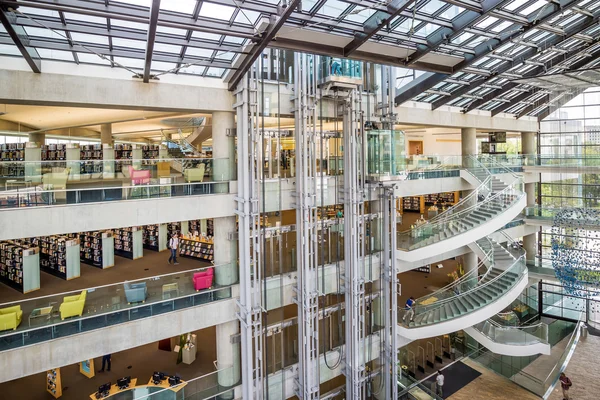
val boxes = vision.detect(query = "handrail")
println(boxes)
[406,254,526,319]
[473,319,550,346]
[414,238,494,306]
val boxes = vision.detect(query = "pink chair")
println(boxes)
[128,166,151,185]
[193,268,214,291]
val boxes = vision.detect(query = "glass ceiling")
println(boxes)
[0,0,598,118]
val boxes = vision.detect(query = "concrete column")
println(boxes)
[522,131,537,263]
[463,251,478,290]
[28,132,45,145]
[211,111,235,189]
[216,320,241,399]
[100,123,114,146]
[214,216,238,298]
[461,127,477,159]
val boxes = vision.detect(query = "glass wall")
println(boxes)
[539,86,600,264]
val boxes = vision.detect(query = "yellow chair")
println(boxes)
[42,167,71,190]
[59,290,87,320]
[0,305,22,331]
[183,164,205,183]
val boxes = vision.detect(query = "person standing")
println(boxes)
[98,354,111,372]
[403,296,416,324]
[435,370,444,398]
[168,233,179,265]
[559,372,572,400]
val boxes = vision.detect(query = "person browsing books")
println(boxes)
[168,233,179,265]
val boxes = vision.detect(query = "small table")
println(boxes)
[29,305,54,326]
[162,283,180,300]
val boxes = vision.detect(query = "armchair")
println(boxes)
[128,166,151,185]
[184,164,206,183]
[193,268,214,291]
[59,290,87,320]
[0,305,22,331]
[124,282,147,304]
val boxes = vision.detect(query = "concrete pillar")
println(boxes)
[213,216,238,298]
[100,123,114,146]
[463,251,478,290]
[211,111,235,187]
[522,131,537,263]
[461,127,477,160]
[28,132,45,145]
[216,320,241,399]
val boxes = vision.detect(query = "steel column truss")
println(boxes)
[343,0,414,57]
[394,0,585,106]
[234,66,264,400]
[444,11,600,112]
[294,52,321,400]
[227,0,301,90]
[0,8,41,73]
[342,88,368,399]
[141,0,161,83]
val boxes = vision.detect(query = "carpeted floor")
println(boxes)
[424,361,482,399]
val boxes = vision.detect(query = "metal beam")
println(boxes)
[395,0,584,106]
[537,92,575,120]
[408,0,513,65]
[142,0,160,83]
[429,9,600,110]
[0,9,41,72]
[226,0,301,90]
[343,0,413,56]
[515,94,548,119]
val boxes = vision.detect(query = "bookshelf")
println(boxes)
[114,144,132,173]
[46,368,62,398]
[0,143,25,177]
[415,265,431,273]
[113,227,143,260]
[401,196,425,213]
[168,222,181,238]
[80,144,103,175]
[143,224,167,251]
[41,144,66,161]
[0,241,40,293]
[424,192,458,205]
[79,231,114,269]
[207,219,214,237]
[179,237,214,262]
[33,235,80,280]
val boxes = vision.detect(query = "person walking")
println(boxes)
[559,372,572,400]
[168,233,179,265]
[403,296,416,324]
[98,354,111,373]
[435,370,444,398]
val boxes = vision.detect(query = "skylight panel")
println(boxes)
[150,61,178,71]
[319,0,350,18]
[24,27,65,39]
[420,0,445,15]
[440,5,464,20]
[191,31,222,42]
[185,47,214,58]
[504,0,528,11]
[465,35,487,48]
[234,10,261,25]
[519,0,549,16]
[300,0,319,13]
[154,43,182,54]
[160,0,197,14]
[452,32,473,45]
[112,38,146,49]
[205,67,226,77]
[199,3,236,21]
[37,49,74,61]
[223,36,246,44]
[110,19,149,31]
[0,44,22,56]
[64,13,106,25]
[18,7,59,18]
[156,26,188,36]
[76,52,112,65]
[490,21,512,33]
[475,17,498,29]
[415,23,441,37]
[344,7,375,24]
[215,51,235,61]
[179,65,206,75]
[393,18,414,33]
[70,32,110,46]
[115,0,152,7]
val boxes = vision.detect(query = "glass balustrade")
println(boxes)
[0,158,233,209]
[471,319,549,347]
[0,264,236,352]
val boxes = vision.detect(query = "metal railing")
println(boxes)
[0,264,236,352]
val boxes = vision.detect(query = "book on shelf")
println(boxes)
[168,222,181,238]
[402,197,420,211]
[41,144,66,161]
[143,225,159,250]
[114,227,134,257]
[78,231,104,268]
[0,240,38,291]
[178,237,214,262]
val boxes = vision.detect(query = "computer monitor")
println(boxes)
[98,382,111,396]
[117,376,131,389]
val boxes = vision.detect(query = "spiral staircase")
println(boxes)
[396,156,536,352]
